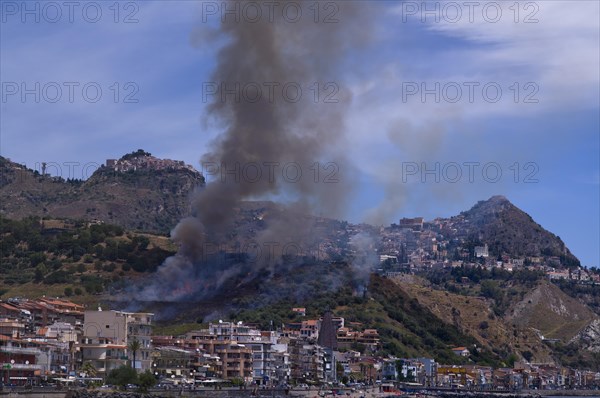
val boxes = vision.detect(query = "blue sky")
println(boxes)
[1,1,598,267]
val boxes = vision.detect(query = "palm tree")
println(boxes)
[128,338,142,369]
[81,361,97,378]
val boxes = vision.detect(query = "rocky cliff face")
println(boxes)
[571,318,600,353]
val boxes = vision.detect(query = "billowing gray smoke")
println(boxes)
[134,1,372,302]
[348,232,378,293]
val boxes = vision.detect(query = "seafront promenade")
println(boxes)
[3,386,600,398]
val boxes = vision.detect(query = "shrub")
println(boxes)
[106,365,138,388]
[138,370,157,392]
[44,270,70,284]
[103,263,117,272]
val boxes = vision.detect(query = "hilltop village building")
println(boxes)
[104,155,196,174]
[374,212,595,284]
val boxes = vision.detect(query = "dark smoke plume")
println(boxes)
[131,1,373,303]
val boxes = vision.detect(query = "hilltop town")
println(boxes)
[376,214,595,285]
[104,149,198,174]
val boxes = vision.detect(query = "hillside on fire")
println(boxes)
[1,157,599,369]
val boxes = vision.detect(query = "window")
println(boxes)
[106,325,110,329]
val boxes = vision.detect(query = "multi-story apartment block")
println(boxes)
[0,318,26,338]
[151,335,252,381]
[288,339,325,383]
[207,321,275,385]
[0,338,44,385]
[78,336,127,376]
[82,310,153,372]
[214,342,253,381]
[272,343,290,385]
[152,346,195,378]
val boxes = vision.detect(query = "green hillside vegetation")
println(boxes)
[0,216,175,300]
[551,340,600,370]
[554,277,600,314]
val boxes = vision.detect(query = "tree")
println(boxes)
[106,365,138,388]
[396,361,405,382]
[138,370,157,392]
[367,364,375,382]
[34,264,46,282]
[480,280,502,301]
[336,361,345,380]
[406,369,415,382]
[128,338,142,369]
[81,361,97,378]
[351,341,366,354]
[230,377,244,387]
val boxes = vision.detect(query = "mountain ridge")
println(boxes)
[0,151,205,233]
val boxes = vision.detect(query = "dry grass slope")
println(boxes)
[507,280,597,341]
[393,276,555,363]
